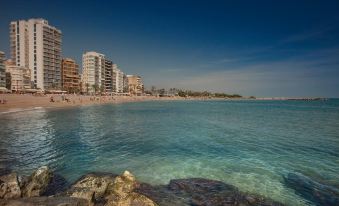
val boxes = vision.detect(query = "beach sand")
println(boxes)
[0,94,181,113]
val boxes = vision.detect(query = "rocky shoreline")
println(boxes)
[0,166,287,206]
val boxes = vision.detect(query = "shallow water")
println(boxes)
[1,100,339,205]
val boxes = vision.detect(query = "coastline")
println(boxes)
[0,94,329,114]
[0,166,286,206]
[0,94,185,114]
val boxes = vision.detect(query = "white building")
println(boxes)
[81,51,105,93]
[112,64,124,93]
[9,18,62,90]
[0,51,6,88]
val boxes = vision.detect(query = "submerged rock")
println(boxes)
[0,173,21,199]
[284,172,339,206]
[21,166,53,197]
[137,178,284,206]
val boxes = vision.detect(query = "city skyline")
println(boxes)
[1,0,339,97]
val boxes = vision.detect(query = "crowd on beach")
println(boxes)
[0,93,180,112]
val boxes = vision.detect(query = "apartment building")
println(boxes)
[81,51,105,93]
[9,18,62,90]
[0,51,6,88]
[127,75,144,95]
[104,59,113,92]
[112,64,124,93]
[61,58,80,93]
[5,64,31,91]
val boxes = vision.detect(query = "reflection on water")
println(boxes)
[0,100,339,205]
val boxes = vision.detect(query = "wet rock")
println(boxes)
[21,166,53,197]
[135,178,282,206]
[0,173,21,199]
[44,173,69,196]
[169,178,241,205]
[136,183,190,206]
[284,172,339,206]
[0,196,88,206]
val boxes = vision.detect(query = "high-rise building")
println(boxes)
[81,51,105,93]
[61,58,80,93]
[123,74,129,93]
[9,18,62,90]
[112,64,124,93]
[0,51,6,88]
[127,75,144,96]
[104,59,113,92]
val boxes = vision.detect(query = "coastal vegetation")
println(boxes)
[145,86,245,98]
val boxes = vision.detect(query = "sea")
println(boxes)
[0,99,338,205]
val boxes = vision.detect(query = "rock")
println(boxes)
[105,192,157,206]
[169,178,241,205]
[284,172,339,206]
[21,166,53,197]
[110,170,138,198]
[0,173,21,199]
[70,173,116,199]
[70,188,95,206]
[0,196,88,206]
[136,183,190,206]
[244,195,256,204]
[104,171,158,206]
[44,173,69,196]
[135,178,282,206]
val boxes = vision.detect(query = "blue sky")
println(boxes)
[1,0,339,97]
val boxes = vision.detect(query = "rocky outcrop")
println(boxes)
[0,173,21,199]
[21,166,53,197]
[66,171,157,206]
[0,166,288,206]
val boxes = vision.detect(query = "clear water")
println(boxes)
[0,100,338,205]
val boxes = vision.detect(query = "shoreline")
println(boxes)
[0,94,330,114]
[0,94,185,114]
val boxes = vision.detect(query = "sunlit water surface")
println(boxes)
[1,100,338,205]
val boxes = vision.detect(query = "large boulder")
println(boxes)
[66,172,117,205]
[69,188,95,206]
[110,171,138,198]
[70,173,116,199]
[21,166,53,197]
[104,171,158,206]
[0,173,21,199]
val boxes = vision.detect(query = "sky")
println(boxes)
[1,0,339,97]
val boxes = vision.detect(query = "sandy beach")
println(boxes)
[0,94,182,113]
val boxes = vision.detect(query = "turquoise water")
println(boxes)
[0,100,338,205]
